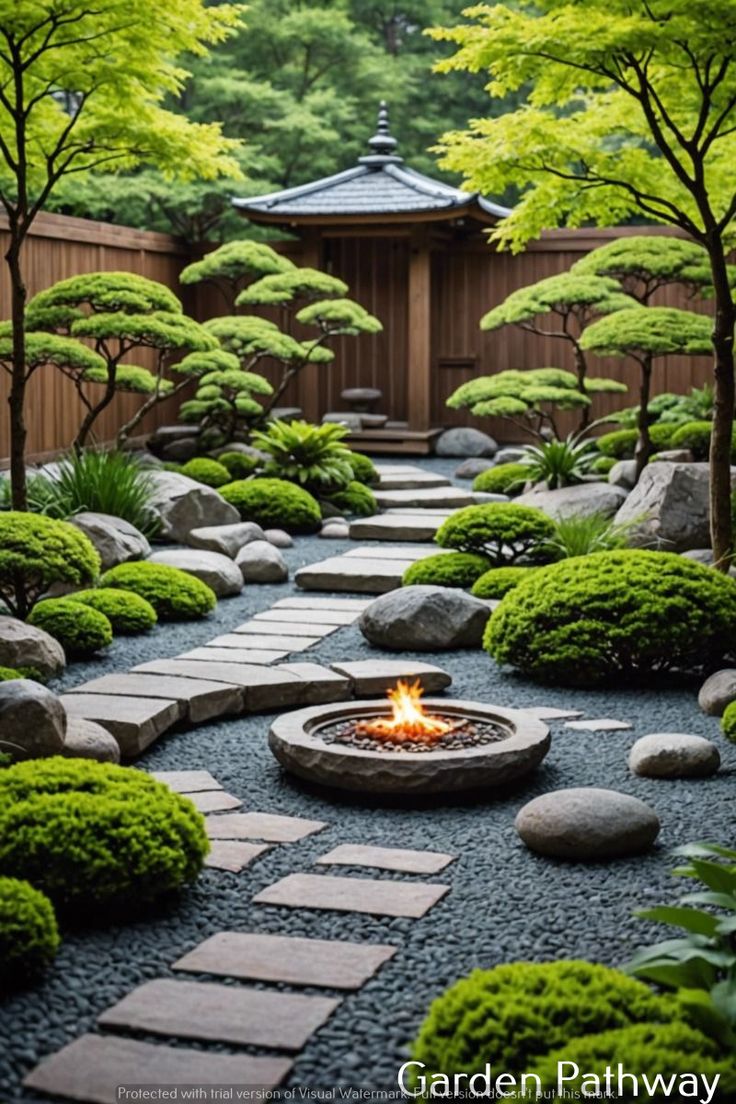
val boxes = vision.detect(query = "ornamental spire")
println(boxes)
[359,101,403,166]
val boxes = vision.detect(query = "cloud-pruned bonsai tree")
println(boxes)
[180,241,297,312]
[581,307,714,475]
[174,349,273,442]
[446,367,626,441]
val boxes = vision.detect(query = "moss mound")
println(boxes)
[403,552,490,589]
[348,451,379,486]
[179,457,231,487]
[99,562,216,621]
[220,477,321,533]
[217,451,259,479]
[472,462,528,495]
[0,666,23,681]
[72,588,158,633]
[28,598,112,656]
[721,701,736,743]
[471,565,536,599]
[323,481,377,517]
[0,512,100,617]
[0,876,60,988]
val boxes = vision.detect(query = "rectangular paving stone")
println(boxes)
[295,556,408,594]
[206,811,327,842]
[23,1034,292,1104]
[524,707,585,721]
[188,790,242,813]
[180,645,288,664]
[254,872,450,918]
[97,978,340,1051]
[374,464,427,475]
[208,632,317,652]
[234,620,335,638]
[60,694,179,758]
[374,486,476,509]
[383,508,455,516]
[204,840,271,872]
[131,659,306,712]
[174,931,397,990]
[349,514,449,542]
[277,662,352,703]
[377,472,451,490]
[330,659,452,695]
[565,717,632,732]
[316,844,455,875]
[150,769,222,793]
[254,608,358,626]
[273,596,372,612]
[67,673,243,724]
[343,544,452,561]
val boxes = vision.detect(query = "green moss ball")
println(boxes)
[0,511,100,616]
[471,565,537,599]
[472,462,528,495]
[324,481,377,517]
[99,562,216,621]
[217,451,259,479]
[348,452,379,486]
[721,701,736,743]
[72,588,158,633]
[180,457,232,487]
[220,477,321,534]
[28,598,112,656]
[403,552,490,589]
[0,876,60,988]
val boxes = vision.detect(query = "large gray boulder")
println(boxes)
[0,679,66,759]
[69,511,150,570]
[235,540,288,583]
[435,427,498,458]
[186,521,265,558]
[0,615,65,678]
[628,733,720,779]
[147,549,242,597]
[62,717,121,764]
[613,462,717,551]
[515,481,627,520]
[147,470,239,543]
[359,585,491,650]
[698,669,736,716]
[515,787,660,860]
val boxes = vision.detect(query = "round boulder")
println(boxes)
[186,521,265,558]
[0,679,66,759]
[455,458,496,480]
[628,733,720,779]
[698,669,736,716]
[0,615,65,678]
[515,787,660,860]
[435,427,498,458]
[147,549,243,597]
[359,585,491,651]
[62,718,121,764]
[236,540,289,583]
[320,522,350,540]
[264,529,293,549]
[69,512,150,570]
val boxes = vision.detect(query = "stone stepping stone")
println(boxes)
[204,840,271,872]
[523,707,585,721]
[277,662,352,703]
[188,790,242,813]
[131,659,305,712]
[565,718,632,732]
[374,464,427,475]
[349,514,450,542]
[179,645,288,665]
[377,472,451,490]
[151,769,222,793]
[254,873,449,919]
[67,673,243,725]
[23,1034,292,1104]
[295,556,409,594]
[173,931,397,990]
[274,596,372,612]
[209,632,318,652]
[330,659,452,696]
[206,811,327,843]
[384,508,455,516]
[98,978,339,1051]
[343,544,452,561]
[234,620,335,638]
[60,694,179,758]
[374,486,477,509]
[254,608,358,626]
[316,844,455,875]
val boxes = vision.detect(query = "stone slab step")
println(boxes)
[330,660,452,696]
[205,840,270,872]
[349,514,450,542]
[254,872,450,919]
[234,620,335,638]
[65,673,243,724]
[374,486,477,509]
[174,931,397,991]
[316,844,455,875]
[374,464,427,475]
[60,694,179,758]
[295,556,408,594]
[178,645,288,665]
[130,659,305,711]
[97,978,339,1051]
[208,632,318,652]
[384,508,456,516]
[23,1034,292,1104]
[277,662,352,703]
[377,472,451,490]
[342,544,449,561]
[205,811,327,843]
[188,790,242,814]
[150,769,222,793]
[253,608,358,626]
[273,596,372,612]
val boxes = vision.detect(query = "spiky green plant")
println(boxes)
[518,432,598,489]
[251,420,355,494]
[541,513,636,560]
[44,451,159,536]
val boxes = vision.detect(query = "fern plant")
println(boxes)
[251,420,355,494]
[519,431,598,489]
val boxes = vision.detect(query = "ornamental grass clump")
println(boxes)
[251,420,355,494]
[0,877,60,988]
[0,512,100,618]
[485,550,736,686]
[436,504,555,566]
[518,432,598,489]
[403,552,490,589]
[220,477,321,533]
[72,589,157,634]
[99,562,216,621]
[0,759,209,916]
[28,598,113,656]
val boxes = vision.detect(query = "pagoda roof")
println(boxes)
[233,103,511,227]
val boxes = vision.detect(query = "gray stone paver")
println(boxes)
[343,544,451,561]
[273,597,372,612]
[253,608,359,626]
[97,978,340,1051]
[206,811,327,843]
[150,769,222,793]
[316,844,455,875]
[524,707,585,720]
[188,790,242,813]
[23,1034,292,1104]
[204,840,271,872]
[376,472,451,490]
[65,673,243,724]
[130,659,308,711]
[253,872,450,918]
[348,514,450,542]
[234,620,336,638]
[179,645,288,664]
[173,931,397,990]
[295,557,409,594]
[374,486,477,509]
[277,662,352,703]
[208,632,318,652]
[330,659,452,695]
[565,718,632,732]
[59,694,179,757]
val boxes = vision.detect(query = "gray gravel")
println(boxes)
[3,457,734,1101]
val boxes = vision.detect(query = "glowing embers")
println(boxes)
[355,680,453,745]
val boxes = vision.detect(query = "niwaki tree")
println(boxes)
[431,1,736,567]
[0,0,245,508]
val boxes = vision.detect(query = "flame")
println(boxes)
[356,680,452,744]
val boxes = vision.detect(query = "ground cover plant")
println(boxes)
[28,599,113,657]
[219,477,322,533]
[65,590,158,635]
[0,877,60,989]
[0,513,100,619]
[100,562,216,620]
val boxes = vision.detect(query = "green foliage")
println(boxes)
[670,420,736,461]
[411,960,683,1080]
[0,667,23,681]
[174,349,273,439]
[402,552,490,589]
[348,452,379,486]
[217,451,259,479]
[180,241,295,288]
[480,273,637,330]
[0,877,60,988]
[0,473,65,516]
[436,504,555,567]
[592,455,617,476]
[0,512,100,619]
[0,331,106,377]
[518,432,598,489]
[100,562,216,621]
[471,566,536,599]
[322,481,377,518]
[72,589,158,634]
[598,429,639,459]
[219,478,321,534]
[581,307,714,358]
[46,451,159,537]
[83,364,173,395]
[472,463,528,495]
[571,237,716,297]
[179,458,232,487]
[542,513,635,561]
[294,298,383,336]
[28,599,113,657]
[0,759,209,915]
[251,420,355,493]
[237,268,348,308]
[486,550,736,686]
[28,272,183,323]
[722,703,736,744]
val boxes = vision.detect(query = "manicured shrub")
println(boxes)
[486,550,736,685]
[217,450,259,479]
[72,589,157,633]
[721,702,736,744]
[403,552,490,589]
[0,758,209,914]
[436,503,555,566]
[649,422,679,450]
[668,419,736,461]
[179,457,231,487]
[348,451,379,486]
[220,477,321,534]
[0,666,23,681]
[28,598,113,656]
[592,454,616,475]
[323,481,377,517]
[471,566,536,599]
[0,877,60,987]
[0,512,100,618]
[99,562,216,621]
[597,428,637,458]
[472,462,528,495]
[411,961,681,1080]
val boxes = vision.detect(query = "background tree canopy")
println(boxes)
[47,0,520,243]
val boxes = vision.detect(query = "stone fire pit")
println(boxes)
[268,699,550,795]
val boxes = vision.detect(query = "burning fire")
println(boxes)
[356,680,453,744]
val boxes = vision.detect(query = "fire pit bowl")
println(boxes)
[268,697,550,795]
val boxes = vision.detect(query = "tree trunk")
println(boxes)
[264,364,301,415]
[74,362,119,451]
[116,379,189,448]
[707,239,736,570]
[634,354,653,481]
[6,230,28,511]
[573,341,591,429]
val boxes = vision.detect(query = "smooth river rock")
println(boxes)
[515,787,660,860]
[0,679,67,759]
[147,549,243,597]
[359,585,491,650]
[698,668,736,716]
[0,615,66,678]
[186,521,265,558]
[69,512,150,570]
[515,481,627,520]
[62,717,122,764]
[435,427,498,458]
[236,540,289,583]
[628,733,720,779]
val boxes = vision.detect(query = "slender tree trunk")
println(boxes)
[706,238,736,570]
[572,341,591,429]
[264,364,301,415]
[116,379,189,448]
[74,362,119,451]
[6,227,28,511]
[634,354,653,481]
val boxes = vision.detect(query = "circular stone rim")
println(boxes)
[268,699,550,794]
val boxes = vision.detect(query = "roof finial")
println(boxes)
[368,101,397,157]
